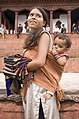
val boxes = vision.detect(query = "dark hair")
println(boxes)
[23,7,48,49]
[54,33,72,48]
[36,7,48,27]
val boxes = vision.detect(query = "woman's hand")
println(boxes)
[43,92,52,100]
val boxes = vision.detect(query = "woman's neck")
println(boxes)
[30,27,43,33]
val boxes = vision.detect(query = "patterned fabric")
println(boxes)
[3,54,35,96]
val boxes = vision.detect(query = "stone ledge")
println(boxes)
[0,93,79,104]
[0,93,79,103]
[0,94,22,104]
[0,73,79,103]
[62,94,79,102]
[60,73,79,103]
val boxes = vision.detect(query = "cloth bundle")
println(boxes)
[3,54,35,96]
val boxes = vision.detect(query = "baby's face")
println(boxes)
[53,37,67,54]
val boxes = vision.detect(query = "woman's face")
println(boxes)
[27,8,45,30]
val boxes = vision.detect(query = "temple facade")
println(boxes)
[0,0,79,33]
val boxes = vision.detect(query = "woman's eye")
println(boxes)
[36,14,41,18]
[29,13,41,18]
[29,13,33,17]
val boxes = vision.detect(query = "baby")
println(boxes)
[44,33,72,100]
[52,33,72,65]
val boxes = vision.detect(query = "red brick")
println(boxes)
[60,101,79,119]
[64,58,79,72]
[0,101,24,119]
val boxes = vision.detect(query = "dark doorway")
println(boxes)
[2,9,15,32]
[71,8,79,32]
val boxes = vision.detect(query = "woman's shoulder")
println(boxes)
[40,28,51,36]
[40,29,53,51]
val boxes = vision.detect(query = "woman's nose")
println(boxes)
[32,15,36,19]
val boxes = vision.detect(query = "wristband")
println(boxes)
[46,91,54,96]
[53,54,60,60]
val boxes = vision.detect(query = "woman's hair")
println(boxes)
[54,33,72,48]
[37,7,48,27]
[23,7,48,49]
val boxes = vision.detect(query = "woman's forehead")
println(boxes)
[30,9,42,16]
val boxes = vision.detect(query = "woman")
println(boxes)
[21,7,67,119]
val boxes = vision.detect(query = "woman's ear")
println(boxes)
[43,21,46,26]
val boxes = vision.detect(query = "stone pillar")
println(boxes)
[50,10,53,33]
[0,11,1,24]
[68,10,71,33]
[15,12,18,33]
[3,14,6,27]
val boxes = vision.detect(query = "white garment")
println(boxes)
[0,27,3,34]
[54,27,61,33]
[0,25,5,34]
[23,83,60,119]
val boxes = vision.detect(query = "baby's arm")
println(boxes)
[52,49,67,66]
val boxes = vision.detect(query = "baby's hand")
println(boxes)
[52,48,58,55]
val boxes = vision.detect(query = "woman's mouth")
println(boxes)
[30,20,37,24]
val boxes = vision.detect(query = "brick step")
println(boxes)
[64,58,79,72]
[0,34,79,57]
[0,57,79,72]
[0,33,79,72]
[0,33,27,40]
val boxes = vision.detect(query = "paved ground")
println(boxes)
[60,73,79,93]
[0,73,79,93]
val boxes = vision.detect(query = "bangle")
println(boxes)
[46,91,54,96]
[53,54,60,60]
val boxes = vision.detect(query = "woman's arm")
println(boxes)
[27,32,50,71]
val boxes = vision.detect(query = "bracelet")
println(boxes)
[46,91,54,96]
[53,54,60,60]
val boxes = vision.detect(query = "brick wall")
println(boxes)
[0,95,24,119]
[0,34,27,71]
[0,33,79,72]
[0,33,79,119]
[0,94,79,119]
[60,100,79,119]
[0,101,24,119]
